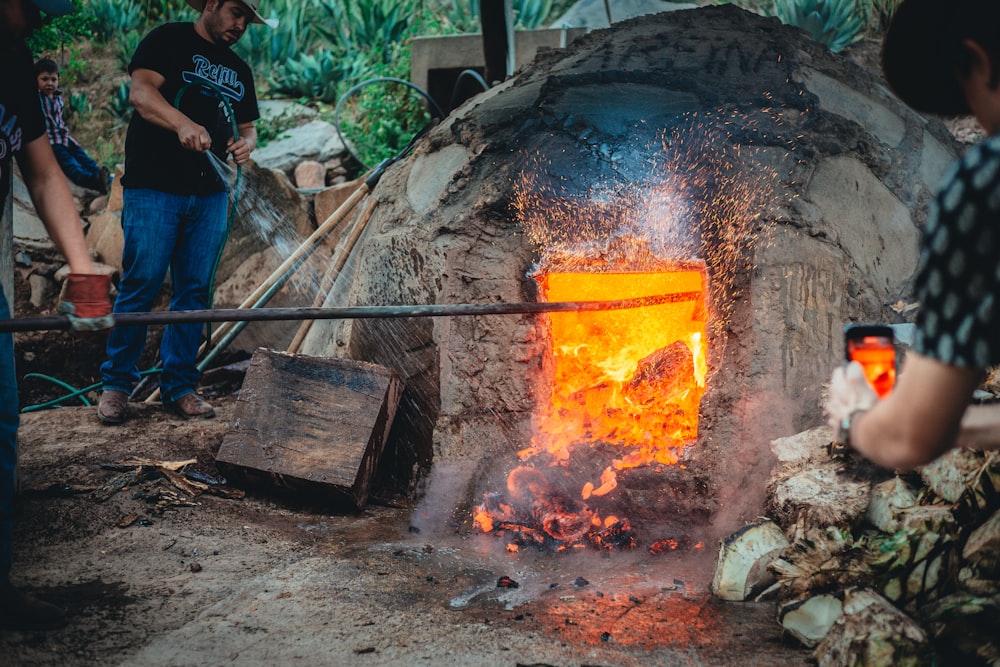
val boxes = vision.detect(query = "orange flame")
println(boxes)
[531,267,708,495]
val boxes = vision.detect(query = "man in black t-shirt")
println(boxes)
[98,0,276,425]
[1,0,112,631]
[826,0,1000,469]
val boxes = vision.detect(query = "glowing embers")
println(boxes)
[529,267,707,468]
[475,264,709,550]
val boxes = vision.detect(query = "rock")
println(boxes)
[294,160,326,189]
[86,209,124,270]
[27,273,52,308]
[251,120,346,175]
[12,168,50,242]
[107,164,124,212]
[259,99,318,126]
[88,195,109,214]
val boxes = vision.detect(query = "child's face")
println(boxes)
[36,71,58,96]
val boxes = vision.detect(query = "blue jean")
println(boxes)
[0,288,19,584]
[51,141,101,189]
[101,188,228,403]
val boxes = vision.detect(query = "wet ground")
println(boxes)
[2,398,811,666]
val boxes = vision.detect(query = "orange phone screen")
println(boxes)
[848,336,895,398]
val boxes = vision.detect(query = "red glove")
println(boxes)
[58,273,114,332]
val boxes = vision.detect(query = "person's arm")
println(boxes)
[16,134,94,273]
[129,68,211,153]
[226,121,256,165]
[17,134,112,327]
[828,352,984,470]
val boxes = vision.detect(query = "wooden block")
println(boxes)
[216,348,403,509]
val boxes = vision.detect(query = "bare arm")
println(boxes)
[828,352,985,470]
[129,68,211,153]
[16,135,95,274]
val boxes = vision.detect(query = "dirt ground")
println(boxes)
[1,394,812,667]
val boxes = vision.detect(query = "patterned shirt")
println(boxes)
[38,88,73,147]
[913,134,1000,368]
[1,45,48,222]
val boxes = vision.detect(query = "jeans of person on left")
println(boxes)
[0,287,20,585]
[51,141,101,190]
[100,188,228,404]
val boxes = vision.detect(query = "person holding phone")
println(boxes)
[825,0,1000,471]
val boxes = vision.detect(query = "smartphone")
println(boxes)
[844,324,896,398]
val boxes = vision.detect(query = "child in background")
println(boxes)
[34,57,109,194]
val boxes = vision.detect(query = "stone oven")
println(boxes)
[298,6,959,542]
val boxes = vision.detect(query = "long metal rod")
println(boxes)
[0,293,702,334]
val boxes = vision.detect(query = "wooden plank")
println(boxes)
[215,348,403,509]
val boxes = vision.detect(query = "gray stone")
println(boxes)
[251,120,346,174]
[27,273,52,308]
[258,99,318,125]
[12,172,50,242]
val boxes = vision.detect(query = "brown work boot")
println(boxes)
[165,393,215,420]
[0,583,67,631]
[97,390,129,425]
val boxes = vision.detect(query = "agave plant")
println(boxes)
[314,0,416,63]
[66,91,92,121]
[268,49,371,103]
[514,0,554,30]
[772,0,864,53]
[233,0,310,70]
[87,0,144,44]
[105,79,133,128]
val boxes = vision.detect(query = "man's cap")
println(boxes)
[186,0,279,29]
[32,0,75,16]
[882,0,1000,116]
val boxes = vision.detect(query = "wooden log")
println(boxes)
[215,348,403,509]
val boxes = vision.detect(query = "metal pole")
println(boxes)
[0,293,703,334]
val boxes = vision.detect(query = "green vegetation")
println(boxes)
[770,0,865,52]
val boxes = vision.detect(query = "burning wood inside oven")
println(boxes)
[476,263,709,550]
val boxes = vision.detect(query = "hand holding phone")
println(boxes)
[844,325,896,398]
